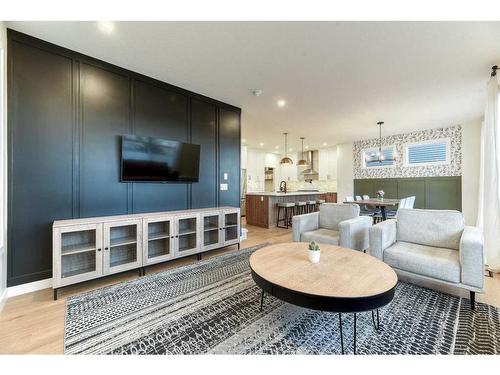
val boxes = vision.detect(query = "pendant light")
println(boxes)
[280,133,293,165]
[297,137,308,166]
[364,121,398,163]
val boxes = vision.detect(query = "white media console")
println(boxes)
[52,206,241,299]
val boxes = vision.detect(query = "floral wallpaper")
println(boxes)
[353,125,462,179]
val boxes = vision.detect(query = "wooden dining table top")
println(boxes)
[344,198,400,206]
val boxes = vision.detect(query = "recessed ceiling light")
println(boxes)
[275,145,280,149]
[322,142,328,146]
[277,99,286,108]
[251,89,263,97]
[242,138,247,143]
[305,145,309,149]
[289,148,293,152]
[259,142,265,147]
[97,21,115,35]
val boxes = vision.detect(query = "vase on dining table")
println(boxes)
[377,190,385,201]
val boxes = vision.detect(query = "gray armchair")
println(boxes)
[292,203,372,251]
[369,209,484,309]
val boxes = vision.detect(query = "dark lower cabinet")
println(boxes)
[7,30,241,287]
[219,109,241,207]
[191,98,217,208]
[131,80,189,212]
[80,64,130,217]
[8,40,74,284]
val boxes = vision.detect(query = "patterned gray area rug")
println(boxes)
[65,244,500,355]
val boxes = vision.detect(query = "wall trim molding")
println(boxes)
[6,277,52,298]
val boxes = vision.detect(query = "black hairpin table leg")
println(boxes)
[259,289,265,311]
[338,313,344,355]
[371,309,380,330]
[353,313,357,355]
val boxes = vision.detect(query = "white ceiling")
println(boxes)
[7,21,500,152]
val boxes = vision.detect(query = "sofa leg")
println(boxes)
[470,291,475,310]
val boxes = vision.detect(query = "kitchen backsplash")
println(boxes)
[353,125,462,179]
[286,180,337,192]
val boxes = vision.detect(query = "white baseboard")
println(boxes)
[6,278,52,298]
[0,288,7,312]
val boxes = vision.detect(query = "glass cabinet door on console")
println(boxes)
[174,214,200,257]
[201,212,222,251]
[223,209,240,246]
[143,216,174,265]
[103,219,143,275]
[53,223,103,288]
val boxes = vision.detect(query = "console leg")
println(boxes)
[53,288,58,301]
[338,313,344,355]
[470,291,476,310]
[238,243,241,250]
[259,289,265,311]
[142,267,146,276]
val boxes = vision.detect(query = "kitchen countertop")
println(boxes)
[246,191,329,197]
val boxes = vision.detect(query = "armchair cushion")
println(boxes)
[319,203,360,231]
[384,241,460,283]
[339,216,372,251]
[301,228,340,246]
[460,226,484,289]
[397,209,464,250]
[369,219,397,260]
[292,212,319,242]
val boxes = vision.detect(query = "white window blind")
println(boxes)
[407,141,447,165]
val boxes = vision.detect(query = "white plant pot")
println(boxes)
[308,250,320,263]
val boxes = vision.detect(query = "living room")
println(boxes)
[1,1,500,372]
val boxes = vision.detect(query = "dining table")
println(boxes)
[344,198,400,221]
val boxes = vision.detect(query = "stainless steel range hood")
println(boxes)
[299,150,319,180]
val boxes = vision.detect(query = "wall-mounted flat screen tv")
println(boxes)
[121,135,200,183]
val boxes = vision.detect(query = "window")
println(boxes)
[363,147,395,168]
[406,139,449,166]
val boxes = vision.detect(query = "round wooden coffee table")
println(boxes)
[249,242,398,354]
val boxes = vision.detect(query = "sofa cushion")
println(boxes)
[301,228,340,246]
[396,209,464,250]
[319,203,359,231]
[384,241,460,283]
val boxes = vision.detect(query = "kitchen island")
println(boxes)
[245,191,337,228]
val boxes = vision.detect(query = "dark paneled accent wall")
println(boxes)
[7,30,241,286]
[354,177,462,211]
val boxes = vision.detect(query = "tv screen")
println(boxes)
[121,135,200,183]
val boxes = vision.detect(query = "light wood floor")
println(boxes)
[0,220,498,354]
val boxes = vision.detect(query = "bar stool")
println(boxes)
[307,200,317,213]
[316,199,326,211]
[277,202,295,229]
[295,201,307,215]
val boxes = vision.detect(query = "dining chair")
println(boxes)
[355,195,363,201]
[406,196,416,209]
[362,195,370,200]
[345,196,355,202]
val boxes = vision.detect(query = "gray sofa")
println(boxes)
[292,203,372,251]
[369,209,484,309]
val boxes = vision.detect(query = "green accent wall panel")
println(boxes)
[354,176,461,211]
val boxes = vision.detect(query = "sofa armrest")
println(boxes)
[338,216,372,251]
[292,212,320,242]
[459,226,484,290]
[369,219,397,260]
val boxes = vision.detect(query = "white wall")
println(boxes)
[0,21,7,312]
[336,143,354,203]
[462,121,482,225]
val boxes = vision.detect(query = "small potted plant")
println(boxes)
[377,190,385,200]
[308,241,321,263]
